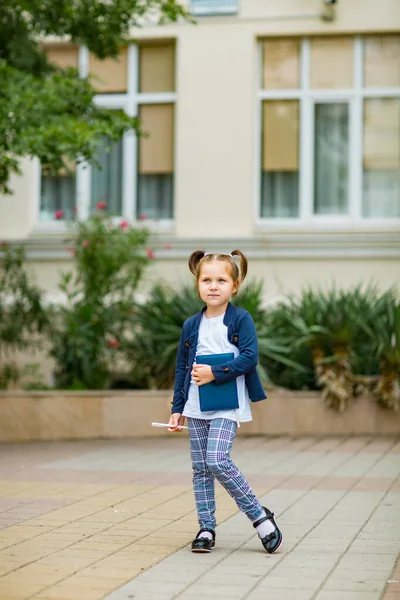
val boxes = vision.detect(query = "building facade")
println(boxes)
[0,0,399,298]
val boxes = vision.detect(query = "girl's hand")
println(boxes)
[168,413,185,432]
[191,364,215,386]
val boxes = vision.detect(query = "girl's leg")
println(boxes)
[187,417,216,531]
[205,418,264,522]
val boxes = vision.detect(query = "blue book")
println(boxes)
[196,353,239,412]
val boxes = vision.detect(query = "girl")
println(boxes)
[167,250,282,554]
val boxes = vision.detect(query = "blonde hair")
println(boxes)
[188,250,248,295]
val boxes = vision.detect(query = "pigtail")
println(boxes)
[231,249,248,283]
[188,249,206,276]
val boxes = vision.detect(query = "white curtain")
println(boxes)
[363,170,400,217]
[314,103,349,215]
[137,174,173,219]
[260,171,299,218]
[91,138,123,215]
[40,175,76,221]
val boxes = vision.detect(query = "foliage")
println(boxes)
[123,280,305,389]
[0,244,49,388]
[350,289,400,410]
[49,211,150,389]
[265,285,399,411]
[20,363,52,391]
[0,0,190,194]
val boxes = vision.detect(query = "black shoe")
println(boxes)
[191,528,216,553]
[253,506,282,554]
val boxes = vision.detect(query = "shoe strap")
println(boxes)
[253,511,274,529]
[197,528,215,540]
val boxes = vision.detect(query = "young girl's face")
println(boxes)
[197,261,238,311]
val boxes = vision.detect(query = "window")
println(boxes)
[40,46,78,221]
[259,35,400,223]
[191,0,238,16]
[40,169,76,222]
[137,45,175,220]
[261,100,299,218]
[39,42,176,225]
[138,104,174,219]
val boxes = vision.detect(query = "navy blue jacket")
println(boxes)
[171,302,267,414]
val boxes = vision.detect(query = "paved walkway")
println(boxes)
[0,436,399,600]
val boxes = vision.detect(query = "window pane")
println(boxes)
[137,174,174,219]
[310,37,353,89]
[91,138,123,215]
[191,0,238,16]
[139,45,175,93]
[138,104,174,219]
[314,103,349,215]
[139,104,174,174]
[45,45,78,69]
[364,36,400,87]
[40,174,76,221]
[261,39,300,89]
[261,100,299,218]
[363,98,400,218]
[89,48,128,93]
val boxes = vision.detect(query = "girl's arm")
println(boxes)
[211,312,258,384]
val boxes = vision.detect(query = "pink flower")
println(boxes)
[146,248,155,259]
[107,339,120,348]
[165,243,173,250]
[138,214,147,221]
[96,201,107,210]
[120,220,129,230]
[68,247,76,255]
[82,240,90,248]
[73,207,78,214]
[54,209,64,220]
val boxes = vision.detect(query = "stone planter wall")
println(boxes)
[0,389,399,442]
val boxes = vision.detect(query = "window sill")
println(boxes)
[254,218,400,234]
[33,218,175,236]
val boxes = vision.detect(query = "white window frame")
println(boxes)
[35,44,177,234]
[190,0,239,16]
[256,36,400,232]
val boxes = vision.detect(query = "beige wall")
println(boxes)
[175,25,256,238]
[27,255,399,298]
[1,0,399,291]
[0,157,38,239]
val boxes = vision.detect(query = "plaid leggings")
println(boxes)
[187,417,264,531]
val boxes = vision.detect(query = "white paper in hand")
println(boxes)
[151,422,188,429]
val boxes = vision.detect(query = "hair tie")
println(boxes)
[204,252,233,258]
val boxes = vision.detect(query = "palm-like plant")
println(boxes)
[123,283,201,389]
[349,288,400,411]
[266,285,386,412]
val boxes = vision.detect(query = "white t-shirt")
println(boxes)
[182,313,252,423]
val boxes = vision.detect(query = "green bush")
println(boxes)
[0,244,48,388]
[49,211,149,389]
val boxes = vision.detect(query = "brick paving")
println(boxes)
[0,435,398,600]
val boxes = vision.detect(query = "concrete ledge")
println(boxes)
[0,390,400,442]
[0,389,399,442]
